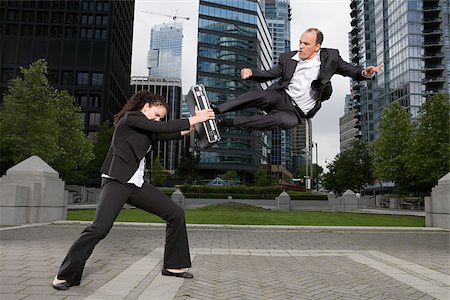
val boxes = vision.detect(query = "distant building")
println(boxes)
[130,76,182,172]
[196,0,273,184]
[348,0,427,143]
[0,0,135,141]
[423,0,449,96]
[148,22,183,79]
[264,0,294,179]
[340,94,359,151]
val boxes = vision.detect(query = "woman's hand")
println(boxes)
[181,125,195,136]
[188,108,215,126]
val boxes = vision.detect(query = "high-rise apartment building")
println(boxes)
[348,0,426,144]
[196,0,273,183]
[130,76,183,172]
[423,0,449,95]
[264,0,294,176]
[339,94,359,151]
[0,0,135,140]
[147,22,183,79]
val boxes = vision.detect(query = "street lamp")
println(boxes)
[267,148,272,186]
[314,142,318,190]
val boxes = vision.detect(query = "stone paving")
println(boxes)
[0,222,449,299]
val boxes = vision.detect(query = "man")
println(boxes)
[213,28,383,131]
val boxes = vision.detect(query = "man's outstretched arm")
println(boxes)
[362,64,383,78]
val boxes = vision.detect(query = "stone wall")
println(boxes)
[425,172,450,229]
[0,156,67,225]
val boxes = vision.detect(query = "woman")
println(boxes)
[52,90,215,290]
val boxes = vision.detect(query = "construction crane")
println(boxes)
[141,10,190,21]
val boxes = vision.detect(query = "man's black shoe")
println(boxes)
[210,104,221,115]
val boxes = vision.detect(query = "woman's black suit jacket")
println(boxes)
[249,48,369,118]
[100,111,190,183]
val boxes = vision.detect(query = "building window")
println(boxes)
[76,94,88,107]
[89,113,101,126]
[91,72,103,85]
[77,72,89,85]
[62,71,74,84]
[47,70,59,84]
[89,95,101,107]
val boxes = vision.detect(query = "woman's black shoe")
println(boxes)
[161,268,194,279]
[52,281,70,290]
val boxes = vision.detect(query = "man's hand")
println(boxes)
[240,68,253,79]
[362,64,383,78]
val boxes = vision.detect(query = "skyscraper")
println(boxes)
[196,0,273,183]
[264,0,294,177]
[0,0,135,140]
[423,0,449,95]
[348,0,426,144]
[147,22,183,79]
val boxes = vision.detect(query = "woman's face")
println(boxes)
[141,103,167,121]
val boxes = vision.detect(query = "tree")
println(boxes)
[0,59,93,180]
[406,93,450,193]
[373,101,415,192]
[223,170,237,182]
[322,140,374,194]
[151,154,166,186]
[81,121,114,186]
[176,148,199,184]
[254,166,268,186]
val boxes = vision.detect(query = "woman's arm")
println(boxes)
[126,109,214,133]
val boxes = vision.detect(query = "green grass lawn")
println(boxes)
[67,203,424,227]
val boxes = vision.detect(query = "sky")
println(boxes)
[131,0,353,169]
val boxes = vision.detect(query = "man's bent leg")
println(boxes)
[217,90,284,114]
[234,110,300,130]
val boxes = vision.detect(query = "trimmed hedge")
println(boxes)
[159,185,327,200]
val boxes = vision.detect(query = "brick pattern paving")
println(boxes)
[176,255,433,300]
[0,224,448,299]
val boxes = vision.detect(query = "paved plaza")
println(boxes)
[0,222,449,299]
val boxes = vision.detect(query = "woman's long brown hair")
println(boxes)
[113,90,169,126]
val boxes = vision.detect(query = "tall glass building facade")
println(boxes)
[196,0,273,183]
[0,0,135,141]
[147,22,183,79]
[349,0,426,143]
[264,0,294,175]
[423,0,449,95]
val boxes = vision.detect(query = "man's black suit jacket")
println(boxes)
[100,111,190,183]
[249,48,368,118]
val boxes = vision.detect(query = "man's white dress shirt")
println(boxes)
[285,51,321,114]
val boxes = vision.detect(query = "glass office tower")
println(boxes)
[148,22,183,79]
[196,0,273,183]
[264,0,294,175]
[423,0,449,96]
[0,0,135,141]
[349,0,425,143]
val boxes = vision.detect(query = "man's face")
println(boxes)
[299,31,321,60]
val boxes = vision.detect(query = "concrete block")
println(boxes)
[0,156,66,225]
[0,207,27,225]
[171,189,185,208]
[333,190,360,212]
[277,192,290,211]
[0,184,29,206]
[425,172,450,229]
